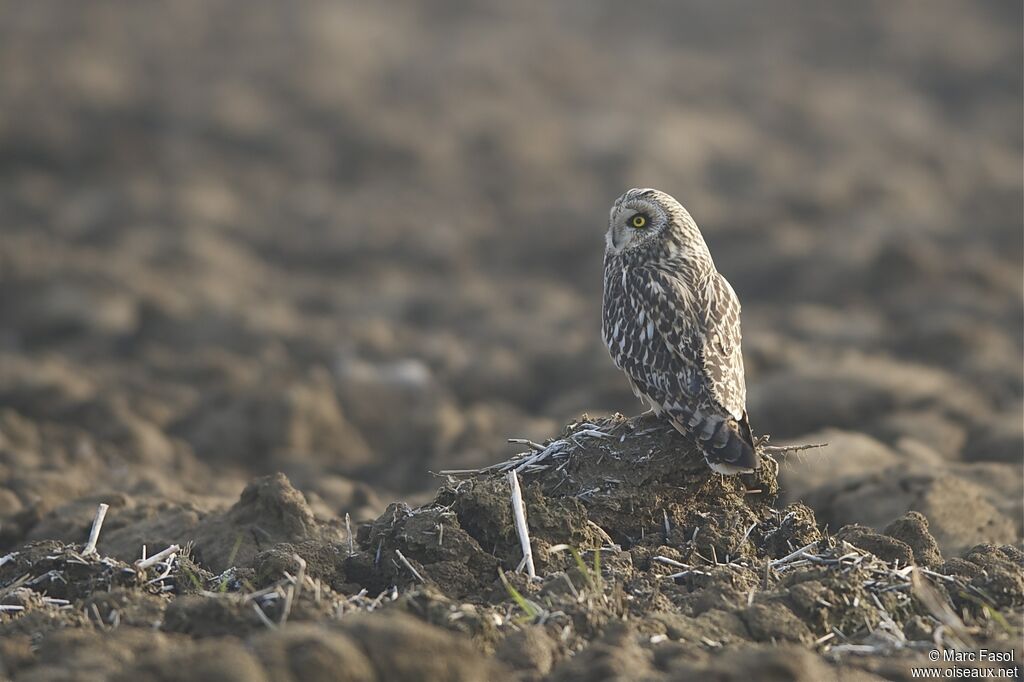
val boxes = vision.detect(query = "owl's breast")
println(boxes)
[601,261,626,360]
[601,260,651,374]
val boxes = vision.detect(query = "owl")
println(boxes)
[602,188,758,475]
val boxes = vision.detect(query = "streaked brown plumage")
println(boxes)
[601,188,758,474]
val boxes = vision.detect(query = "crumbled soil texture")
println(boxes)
[2,417,1021,680]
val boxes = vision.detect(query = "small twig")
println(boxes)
[279,554,306,625]
[394,549,426,583]
[135,544,180,571]
[667,569,710,579]
[870,592,903,642]
[815,632,837,646]
[144,555,178,585]
[760,442,829,455]
[436,468,487,476]
[242,585,284,603]
[507,438,546,452]
[252,602,277,630]
[345,514,355,556]
[291,559,306,599]
[829,644,883,656]
[911,568,974,650]
[507,470,536,579]
[653,555,691,569]
[89,603,106,630]
[918,568,957,583]
[82,504,110,556]
[769,541,818,569]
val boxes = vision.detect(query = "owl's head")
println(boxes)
[605,187,702,257]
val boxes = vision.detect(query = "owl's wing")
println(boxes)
[609,263,755,471]
[641,267,746,421]
[699,273,747,420]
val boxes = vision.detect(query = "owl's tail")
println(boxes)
[670,409,759,475]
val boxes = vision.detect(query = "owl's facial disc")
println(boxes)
[606,198,665,255]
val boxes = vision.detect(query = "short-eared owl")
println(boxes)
[602,188,758,474]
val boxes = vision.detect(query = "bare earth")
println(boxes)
[0,1,1021,680]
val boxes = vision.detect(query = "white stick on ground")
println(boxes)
[82,504,110,556]
[252,602,277,630]
[507,438,546,452]
[769,541,818,569]
[394,549,425,583]
[345,513,355,556]
[507,470,536,579]
[135,544,180,571]
[653,555,691,569]
[760,442,828,455]
[279,554,307,625]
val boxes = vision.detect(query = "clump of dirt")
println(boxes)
[0,541,142,604]
[341,415,801,602]
[189,472,346,573]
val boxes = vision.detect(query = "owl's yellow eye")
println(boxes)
[631,214,647,228]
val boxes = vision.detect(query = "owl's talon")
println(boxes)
[626,409,659,429]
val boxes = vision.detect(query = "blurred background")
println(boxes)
[0,1,1020,552]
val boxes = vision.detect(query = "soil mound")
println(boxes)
[3,416,1019,680]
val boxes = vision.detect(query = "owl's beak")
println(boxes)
[606,224,629,254]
